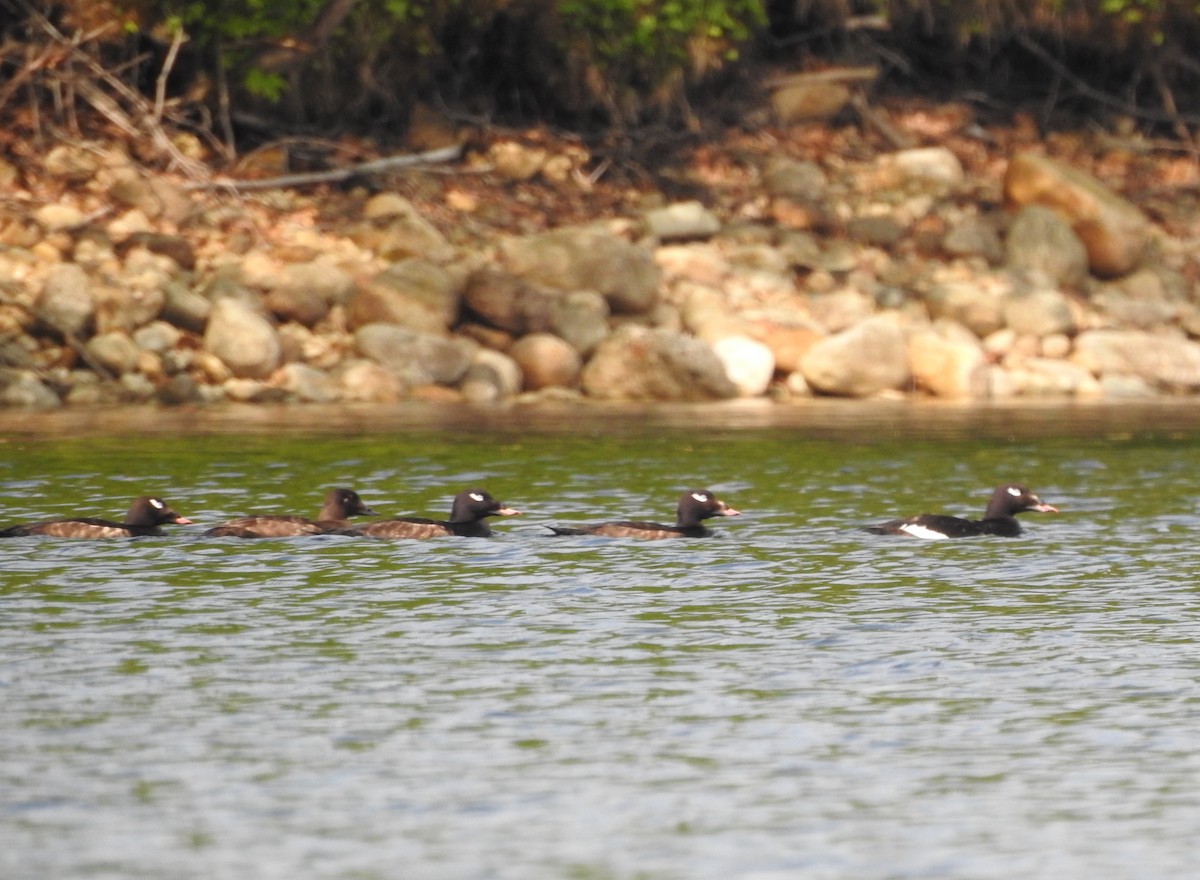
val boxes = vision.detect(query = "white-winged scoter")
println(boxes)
[866,483,1058,539]
[204,488,378,538]
[546,489,741,539]
[349,488,521,539]
[0,496,192,538]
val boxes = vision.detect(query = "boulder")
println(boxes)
[580,326,737,401]
[203,297,282,380]
[509,333,581,390]
[354,322,474,386]
[922,279,1006,337]
[1004,152,1150,277]
[1005,205,1089,288]
[907,323,988,399]
[37,264,95,338]
[712,335,775,397]
[499,228,660,314]
[1002,288,1076,337]
[347,259,461,333]
[799,314,910,397]
[1072,330,1200,392]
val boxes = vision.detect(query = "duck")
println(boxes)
[546,489,741,539]
[0,496,192,538]
[865,483,1058,539]
[204,488,378,538]
[349,488,521,538]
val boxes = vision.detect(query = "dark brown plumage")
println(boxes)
[0,496,192,538]
[204,488,377,538]
[350,489,520,539]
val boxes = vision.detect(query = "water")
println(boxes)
[3,401,1200,880]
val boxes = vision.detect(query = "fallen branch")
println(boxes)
[188,143,464,191]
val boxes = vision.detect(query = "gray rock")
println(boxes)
[923,279,1006,337]
[84,331,139,376]
[161,282,211,333]
[347,259,461,333]
[762,158,828,203]
[266,286,329,327]
[499,228,660,314]
[352,197,455,262]
[550,290,609,356]
[799,314,910,397]
[886,147,965,185]
[0,369,61,408]
[203,297,282,380]
[943,215,1004,263]
[846,215,906,248]
[275,362,342,402]
[354,322,474,386]
[157,373,203,406]
[1005,205,1089,287]
[459,349,523,402]
[1073,330,1200,392]
[37,264,95,338]
[462,267,554,335]
[579,326,737,401]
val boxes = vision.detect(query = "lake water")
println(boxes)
[3,400,1200,880]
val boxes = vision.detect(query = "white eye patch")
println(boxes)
[691,492,709,502]
[1007,486,1021,497]
[469,492,485,502]
[150,498,165,509]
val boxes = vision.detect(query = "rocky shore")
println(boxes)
[3,117,1200,409]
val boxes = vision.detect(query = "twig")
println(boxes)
[849,92,914,150]
[154,24,186,123]
[188,143,464,191]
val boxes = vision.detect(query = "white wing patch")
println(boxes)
[691,492,709,502]
[899,522,951,540]
[149,498,165,509]
[1007,486,1021,496]
[469,492,485,502]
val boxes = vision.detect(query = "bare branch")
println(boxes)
[189,143,463,191]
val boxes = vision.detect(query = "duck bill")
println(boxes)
[172,516,195,524]
[1031,503,1058,513]
[496,507,522,517]
[718,506,742,517]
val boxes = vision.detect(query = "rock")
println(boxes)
[550,290,609,356]
[352,196,455,262]
[363,193,414,220]
[157,373,202,405]
[846,214,906,248]
[1001,287,1076,337]
[942,215,1004,263]
[808,289,875,333]
[883,146,965,185]
[771,81,851,123]
[747,320,823,374]
[643,201,721,241]
[1008,357,1102,396]
[354,322,474,386]
[274,362,342,402]
[460,349,523,402]
[462,267,553,335]
[264,261,354,327]
[488,141,546,181]
[347,259,462,333]
[923,278,1006,337]
[120,232,196,270]
[762,158,828,203]
[161,281,210,333]
[84,331,139,376]
[499,228,660,314]
[203,297,282,379]
[1005,205,1089,287]
[337,359,409,402]
[712,335,775,397]
[580,326,737,401]
[907,323,988,399]
[1004,152,1150,277]
[1072,330,1200,392]
[266,285,328,327]
[37,264,95,338]
[0,369,61,408]
[43,144,99,180]
[800,314,910,397]
[33,204,86,231]
[509,333,582,390]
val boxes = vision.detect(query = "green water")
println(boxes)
[2,401,1199,879]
